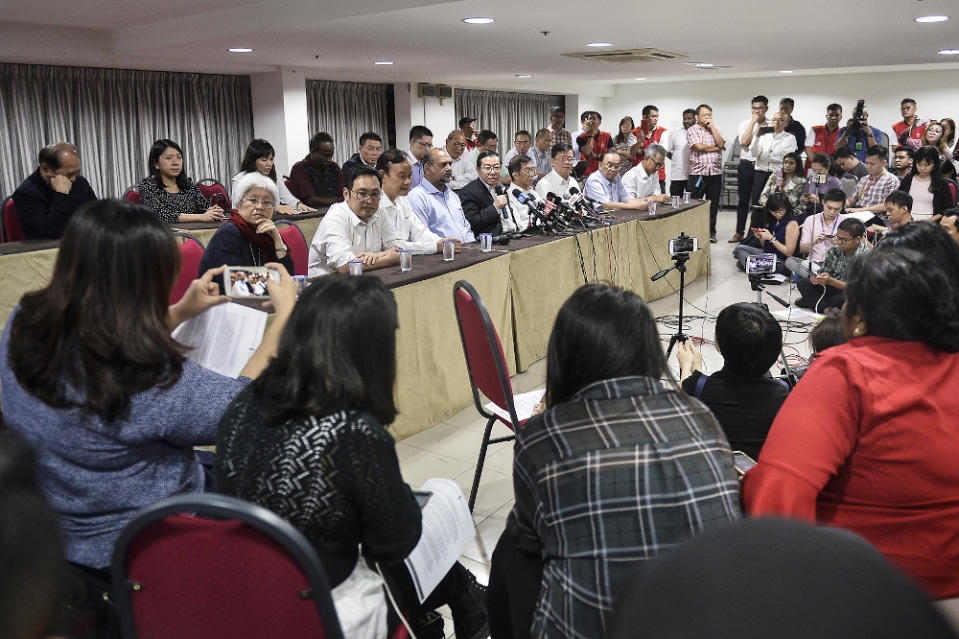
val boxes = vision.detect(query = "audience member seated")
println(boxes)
[621,143,671,208]
[758,151,805,209]
[137,139,224,223]
[12,142,96,240]
[750,111,799,208]
[503,130,533,167]
[804,103,843,173]
[215,275,487,639]
[583,151,647,212]
[231,138,315,215]
[796,218,867,311]
[940,207,959,243]
[610,116,639,177]
[892,146,914,180]
[676,303,788,460]
[535,143,579,200]
[503,155,534,232]
[891,98,929,150]
[460,116,478,150]
[458,151,507,236]
[467,130,505,182]
[744,240,959,606]
[898,146,955,219]
[408,148,475,243]
[376,149,459,255]
[846,146,899,215]
[199,173,295,291]
[308,167,403,276]
[0,198,294,573]
[920,123,950,161]
[487,283,740,639]
[288,132,344,208]
[407,125,433,190]
[800,153,842,219]
[446,130,475,190]
[834,146,869,182]
[785,188,847,279]
[789,308,848,381]
[340,131,383,177]
[529,128,553,180]
[575,111,611,177]
[734,193,799,276]
[836,108,883,163]
[869,191,913,243]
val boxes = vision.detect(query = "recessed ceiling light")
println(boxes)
[780,70,794,74]
[915,15,949,23]
[227,47,253,53]
[694,63,715,68]
[939,49,959,55]
[374,61,394,65]
[515,74,533,78]
[463,17,494,24]
[586,41,613,47]
[633,77,646,81]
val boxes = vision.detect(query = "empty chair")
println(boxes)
[170,232,205,304]
[274,221,308,276]
[197,178,231,210]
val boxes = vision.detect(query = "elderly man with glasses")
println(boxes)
[622,143,671,210]
[583,151,648,213]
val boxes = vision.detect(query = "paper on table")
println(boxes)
[484,388,545,423]
[171,303,267,378]
[404,478,476,603]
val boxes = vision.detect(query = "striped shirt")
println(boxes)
[687,124,725,176]
[851,170,899,208]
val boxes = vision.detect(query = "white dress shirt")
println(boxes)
[571,128,585,161]
[450,151,476,190]
[621,162,662,199]
[378,194,442,254]
[737,118,771,162]
[750,131,798,172]
[308,201,404,276]
[505,186,533,232]
[535,170,579,200]
[665,128,691,180]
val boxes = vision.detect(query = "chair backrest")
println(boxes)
[197,178,231,210]
[111,493,343,639]
[170,232,205,304]
[123,186,141,204]
[3,196,25,242]
[452,280,520,429]
[284,177,293,191]
[275,221,308,276]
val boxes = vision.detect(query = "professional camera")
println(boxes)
[848,99,866,134]
[667,233,698,255]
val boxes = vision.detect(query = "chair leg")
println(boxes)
[468,416,496,513]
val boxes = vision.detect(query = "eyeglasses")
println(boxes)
[241,197,275,209]
[412,140,433,149]
[602,162,622,170]
[834,236,855,244]
[348,188,382,201]
[480,165,501,173]
[521,167,538,175]
[651,159,665,168]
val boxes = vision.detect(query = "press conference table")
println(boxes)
[0,202,710,439]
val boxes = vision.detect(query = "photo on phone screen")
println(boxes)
[223,266,280,299]
[745,253,777,275]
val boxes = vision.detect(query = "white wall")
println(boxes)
[249,68,309,176]
[393,83,457,150]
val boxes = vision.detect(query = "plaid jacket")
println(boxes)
[506,376,741,639]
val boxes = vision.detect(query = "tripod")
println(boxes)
[652,251,691,359]
[749,274,799,387]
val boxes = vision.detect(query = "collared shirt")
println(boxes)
[407,180,476,243]
[288,156,344,203]
[665,128,691,180]
[506,375,740,639]
[549,125,572,150]
[535,169,579,201]
[449,151,476,190]
[750,131,798,172]
[800,212,846,263]
[570,128,584,161]
[820,241,868,281]
[622,162,661,199]
[378,194,441,254]
[687,124,724,176]
[528,145,552,177]
[584,171,628,210]
[852,170,899,208]
[805,125,842,167]
[633,125,668,180]
[737,117,771,162]
[505,185,533,232]
[410,159,424,190]
[307,201,404,276]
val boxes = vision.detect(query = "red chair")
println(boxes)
[123,185,140,204]
[275,221,308,276]
[110,493,344,639]
[284,177,293,192]
[453,280,526,512]
[2,196,25,242]
[197,178,231,210]
[170,232,205,304]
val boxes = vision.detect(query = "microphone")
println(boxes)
[495,183,512,221]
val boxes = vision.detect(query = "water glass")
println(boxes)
[648,201,657,216]
[443,240,455,261]
[683,191,691,204]
[399,249,412,272]
[479,233,493,252]
[348,260,363,276]
[671,195,680,208]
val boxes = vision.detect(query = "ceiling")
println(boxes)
[1,0,957,92]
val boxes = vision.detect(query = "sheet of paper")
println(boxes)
[772,307,823,321]
[171,303,267,378]
[484,388,545,423]
[845,211,880,224]
[404,478,476,602]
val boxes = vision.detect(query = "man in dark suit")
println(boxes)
[459,150,508,236]
[12,142,96,239]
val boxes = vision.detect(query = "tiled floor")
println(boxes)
[397,207,817,636]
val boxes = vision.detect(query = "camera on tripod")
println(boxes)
[848,99,867,134]
[667,233,698,255]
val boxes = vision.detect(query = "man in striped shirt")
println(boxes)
[687,104,727,243]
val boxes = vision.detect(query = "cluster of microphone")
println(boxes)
[512,187,604,234]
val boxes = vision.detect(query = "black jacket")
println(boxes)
[458,178,504,235]
[897,174,956,216]
[11,169,97,239]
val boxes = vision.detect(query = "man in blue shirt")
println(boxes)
[407,148,476,243]
[407,125,433,190]
[836,108,883,163]
[583,151,647,212]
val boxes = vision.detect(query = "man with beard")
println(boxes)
[408,148,476,243]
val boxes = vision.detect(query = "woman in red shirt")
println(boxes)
[744,228,959,602]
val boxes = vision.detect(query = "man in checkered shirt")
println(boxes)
[687,103,727,243]
[846,145,899,216]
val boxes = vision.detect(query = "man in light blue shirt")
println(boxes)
[583,151,646,212]
[407,125,433,190]
[408,148,476,243]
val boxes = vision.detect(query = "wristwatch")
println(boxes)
[275,243,289,253]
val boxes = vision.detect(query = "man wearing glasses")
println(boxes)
[407,125,433,189]
[505,155,537,232]
[583,151,648,212]
[308,166,404,276]
[688,104,726,243]
[445,130,475,190]
[622,144,671,209]
[795,218,868,311]
[536,143,579,200]
[732,95,770,243]
[459,151,508,235]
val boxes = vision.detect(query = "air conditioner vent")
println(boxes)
[562,48,687,63]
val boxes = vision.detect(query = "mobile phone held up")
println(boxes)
[733,451,757,476]
[223,266,280,299]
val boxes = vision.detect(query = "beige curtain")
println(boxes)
[454,88,563,146]
[306,79,391,165]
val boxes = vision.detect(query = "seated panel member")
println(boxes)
[459,151,507,236]
[308,167,403,276]
[504,155,535,233]
[288,132,344,208]
[407,148,476,243]
[583,151,648,212]
[340,132,383,177]
[536,143,579,200]
[12,142,96,240]
[376,149,460,255]
[621,143,671,208]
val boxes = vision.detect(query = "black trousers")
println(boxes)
[797,279,845,312]
[736,160,755,235]
[750,170,773,229]
[669,179,688,196]
[488,530,544,639]
[688,174,723,234]
[658,179,667,194]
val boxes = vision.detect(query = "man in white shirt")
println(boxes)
[308,166,403,276]
[749,111,798,227]
[503,130,533,167]
[733,95,771,243]
[622,144,671,208]
[447,130,475,190]
[376,149,461,254]
[666,108,696,196]
[528,129,553,180]
[536,143,579,200]
[505,155,536,232]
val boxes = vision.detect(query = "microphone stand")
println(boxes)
[749,274,799,387]
[651,250,691,359]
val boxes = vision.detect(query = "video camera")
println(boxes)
[848,99,867,134]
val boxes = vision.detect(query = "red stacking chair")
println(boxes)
[197,178,231,210]
[123,185,140,204]
[452,279,526,512]
[274,221,308,276]
[110,493,344,639]
[170,232,205,304]
[2,196,25,242]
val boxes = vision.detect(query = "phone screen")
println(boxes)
[733,451,757,475]
[745,253,777,275]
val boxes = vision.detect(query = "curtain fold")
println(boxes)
[454,88,564,147]
[0,63,253,199]
[306,79,391,165]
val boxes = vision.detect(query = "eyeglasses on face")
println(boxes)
[348,188,382,200]
[241,197,275,209]
[602,162,622,170]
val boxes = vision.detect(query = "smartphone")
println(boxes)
[413,491,433,508]
[813,173,828,185]
[745,253,777,275]
[223,266,280,299]
[758,125,775,135]
[668,236,699,254]
[733,451,757,476]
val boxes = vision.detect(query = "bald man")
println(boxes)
[12,142,97,239]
